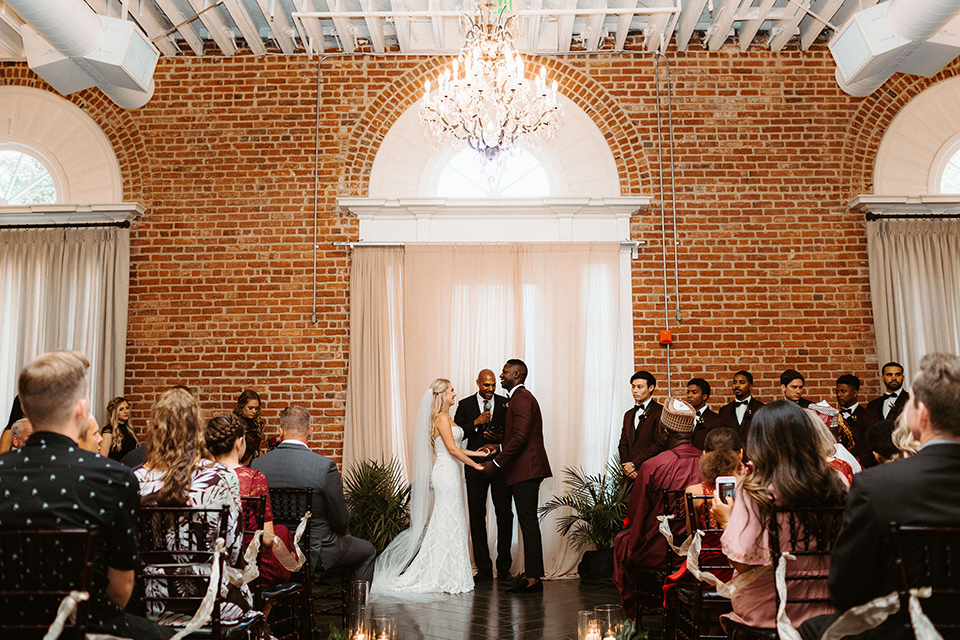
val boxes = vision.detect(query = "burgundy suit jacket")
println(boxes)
[494,386,552,486]
[618,401,664,468]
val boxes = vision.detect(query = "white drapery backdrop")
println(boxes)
[0,227,130,423]
[867,219,960,377]
[344,242,632,578]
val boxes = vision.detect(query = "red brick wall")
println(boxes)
[3,46,957,459]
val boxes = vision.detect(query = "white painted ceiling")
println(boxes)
[0,0,879,59]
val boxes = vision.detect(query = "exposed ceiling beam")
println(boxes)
[254,0,299,54]
[557,0,576,52]
[524,0,545,51]
[613,0,637,50]
[704,0,747,50]
[798,0,844,50]
[583,0,606,51]
[359,0,386,52]
[739,0,775,51]
[222,0,267,55]
[674,0,708,51]
[183,0,238,55]
[388,0,411,52]
[644,0,679,52]
[428,0,444,52]
[154,0,206,55]
[768,0,810,51]
[0,15,21,59]
[329,0,358,53]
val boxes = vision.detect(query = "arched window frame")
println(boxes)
[0,141,65,205]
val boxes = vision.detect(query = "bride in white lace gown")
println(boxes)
[371,378,487,597]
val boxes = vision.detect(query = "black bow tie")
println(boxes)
[882,393,897,400]
[735,400,749,407]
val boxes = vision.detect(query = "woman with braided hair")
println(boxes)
[206,413,294,585]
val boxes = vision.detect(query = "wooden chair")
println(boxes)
[724,506,844,640]
[269,488,349,640]
[634,488,688,639]
[675,493,732,640]
[0,525,98,640]
[240,494,303,640]
[889,522,960,639]
[137,505,262,639]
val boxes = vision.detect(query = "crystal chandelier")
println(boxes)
[419,0,563,160]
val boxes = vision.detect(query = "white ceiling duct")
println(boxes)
[7,0,158,109]
[829,0,960,97]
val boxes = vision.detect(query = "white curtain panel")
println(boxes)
[867,219,960,377]
[344,242,631,578]
[0,227,130,425]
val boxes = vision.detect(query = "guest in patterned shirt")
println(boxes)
[135,388,268,638]
[0,350,173,639]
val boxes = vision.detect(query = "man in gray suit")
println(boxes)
[252,405,376,582]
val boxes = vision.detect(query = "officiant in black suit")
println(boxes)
[454,368,512,581]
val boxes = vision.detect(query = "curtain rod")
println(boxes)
[333,240,647,251]
[0,220,132,230]
[865,213,960,221]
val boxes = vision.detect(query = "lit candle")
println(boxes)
[584,633,600,640]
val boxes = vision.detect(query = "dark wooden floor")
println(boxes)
[313,578,645,640]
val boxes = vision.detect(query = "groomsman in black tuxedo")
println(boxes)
[686,378,721,450]
[454,369,512,582]
[617,371,663,480]
[780,369,813,408]
[864,361,910,425]
[717,370,764,450]
[836,374,872,467]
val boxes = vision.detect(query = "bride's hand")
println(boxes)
[465,448,490,458]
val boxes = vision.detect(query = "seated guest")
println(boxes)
[0,395,24,453]
[890,411,920,458]
[618,371,663,480]
[717,370,764,447]
[253,406,376,582]
[78,416,103,453]
[805,406,862,482]
[100,396,137,461]
[8,417,33,450]
[864,419,897,464]
[233,389,266,466]
[711,400,848,632]
[662,428,744,602]
[0,351,172,639]
[687,378,722,450]
[136,388,267,638]
[613,398,701,614]
[800,353,960,640]
[781,369,812,408]
[205,414,295,585]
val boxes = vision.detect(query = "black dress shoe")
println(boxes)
[474,571,493,582]
[497,573,515,583]
[506,579,543,594]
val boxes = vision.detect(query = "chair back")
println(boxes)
[240,495,267,608]
[889,522,960,638]
[137,505,230,637]
[0,526,98,640]
[684,493,730,575]
[769,506,844,613]
[268,488,313,570]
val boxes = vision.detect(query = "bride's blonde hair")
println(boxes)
[429,378,452,427]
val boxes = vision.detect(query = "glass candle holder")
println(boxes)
[349,579,370,637]
[594,604,624,640]
[578,610,598,640]
[370,615,398,640]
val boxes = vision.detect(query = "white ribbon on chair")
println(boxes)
[269,511,310,573]
[43,591,132,640]
[168,537,227,640]
[657,515,769,600]
[819,587,941,640]
[773,552,803,640]
[228,530,263,588]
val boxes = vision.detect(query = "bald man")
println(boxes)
[454,369,512,581]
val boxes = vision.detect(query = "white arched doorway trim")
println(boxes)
[351,93,647,242]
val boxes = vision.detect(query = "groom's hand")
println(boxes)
[480,461,496,477]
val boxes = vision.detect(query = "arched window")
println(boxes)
[434,147,554,198]
[0,144,59,205]
[932,133,960,194]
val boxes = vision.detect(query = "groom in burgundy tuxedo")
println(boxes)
[482,358,552,593]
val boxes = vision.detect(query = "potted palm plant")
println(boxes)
[343,458,411,553]
[539,457,631,584]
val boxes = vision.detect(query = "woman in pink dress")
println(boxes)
[711,400,848,632]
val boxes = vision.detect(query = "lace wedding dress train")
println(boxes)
[371,426,474,596]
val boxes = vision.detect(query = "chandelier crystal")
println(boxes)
[419,0,563,160]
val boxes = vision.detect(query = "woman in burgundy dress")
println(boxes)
[205,414,294,585]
